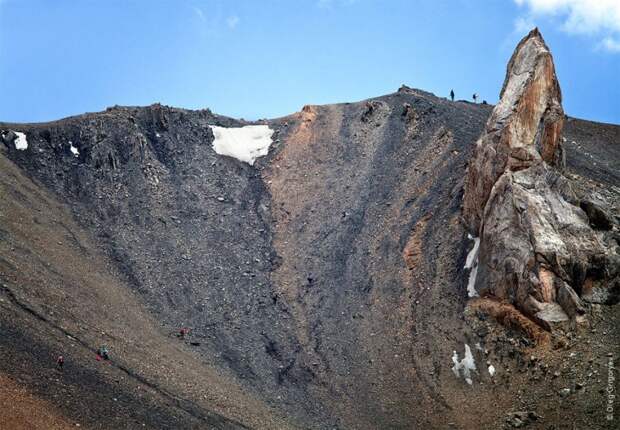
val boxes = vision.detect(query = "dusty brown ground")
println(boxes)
[0,373,78,430]
[264,92,520,428]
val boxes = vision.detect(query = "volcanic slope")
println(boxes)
[1,88,618,428]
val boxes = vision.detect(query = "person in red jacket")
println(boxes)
[179,327,190,339]
[56,355,64,371]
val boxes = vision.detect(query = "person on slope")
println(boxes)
[56,355,64,371]
[97,345,110,360]
[179,327,190,339]
[450,89,455,102]
[472,93,478,103]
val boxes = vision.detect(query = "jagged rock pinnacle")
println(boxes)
[462,30,619,332]
[464,28,564,234]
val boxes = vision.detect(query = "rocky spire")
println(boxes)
[462,29,619,331]
[463,28,565,234]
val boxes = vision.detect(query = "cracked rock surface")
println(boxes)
[463,29,619,329]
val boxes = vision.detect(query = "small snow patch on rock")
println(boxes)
[210,125,273,165]
[488,364,496,377]
[465,235,480,297]
[452,344,477,385]
[464,234,479,269]
[14,132,28,150]
[69,141,79,156]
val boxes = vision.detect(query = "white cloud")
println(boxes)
[226,15,239,29]
[514,0,620,53]
[514,16,537,33]
[193,7,205,22]
[600,36,620,52]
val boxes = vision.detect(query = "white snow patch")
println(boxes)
[69,141,79,156]
[210,125,273,165]
[464,235,479,269]
[465,235,480,297]
[452,344,477,385]
[467,265,479,298]
[488,364,496,377]
[14,132,28,150]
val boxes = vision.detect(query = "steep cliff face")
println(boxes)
[462,29,619,331]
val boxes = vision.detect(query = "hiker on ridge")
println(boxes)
[450,89,454,102]
[472,93,478,103]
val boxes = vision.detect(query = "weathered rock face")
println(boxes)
[463,29,619,329]
[463,29,564,234]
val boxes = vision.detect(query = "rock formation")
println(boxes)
[463,29,619,330]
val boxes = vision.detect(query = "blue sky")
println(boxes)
[0,0,618,124]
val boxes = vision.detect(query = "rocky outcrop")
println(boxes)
[463,28,564,233]
[463,29,619,330]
